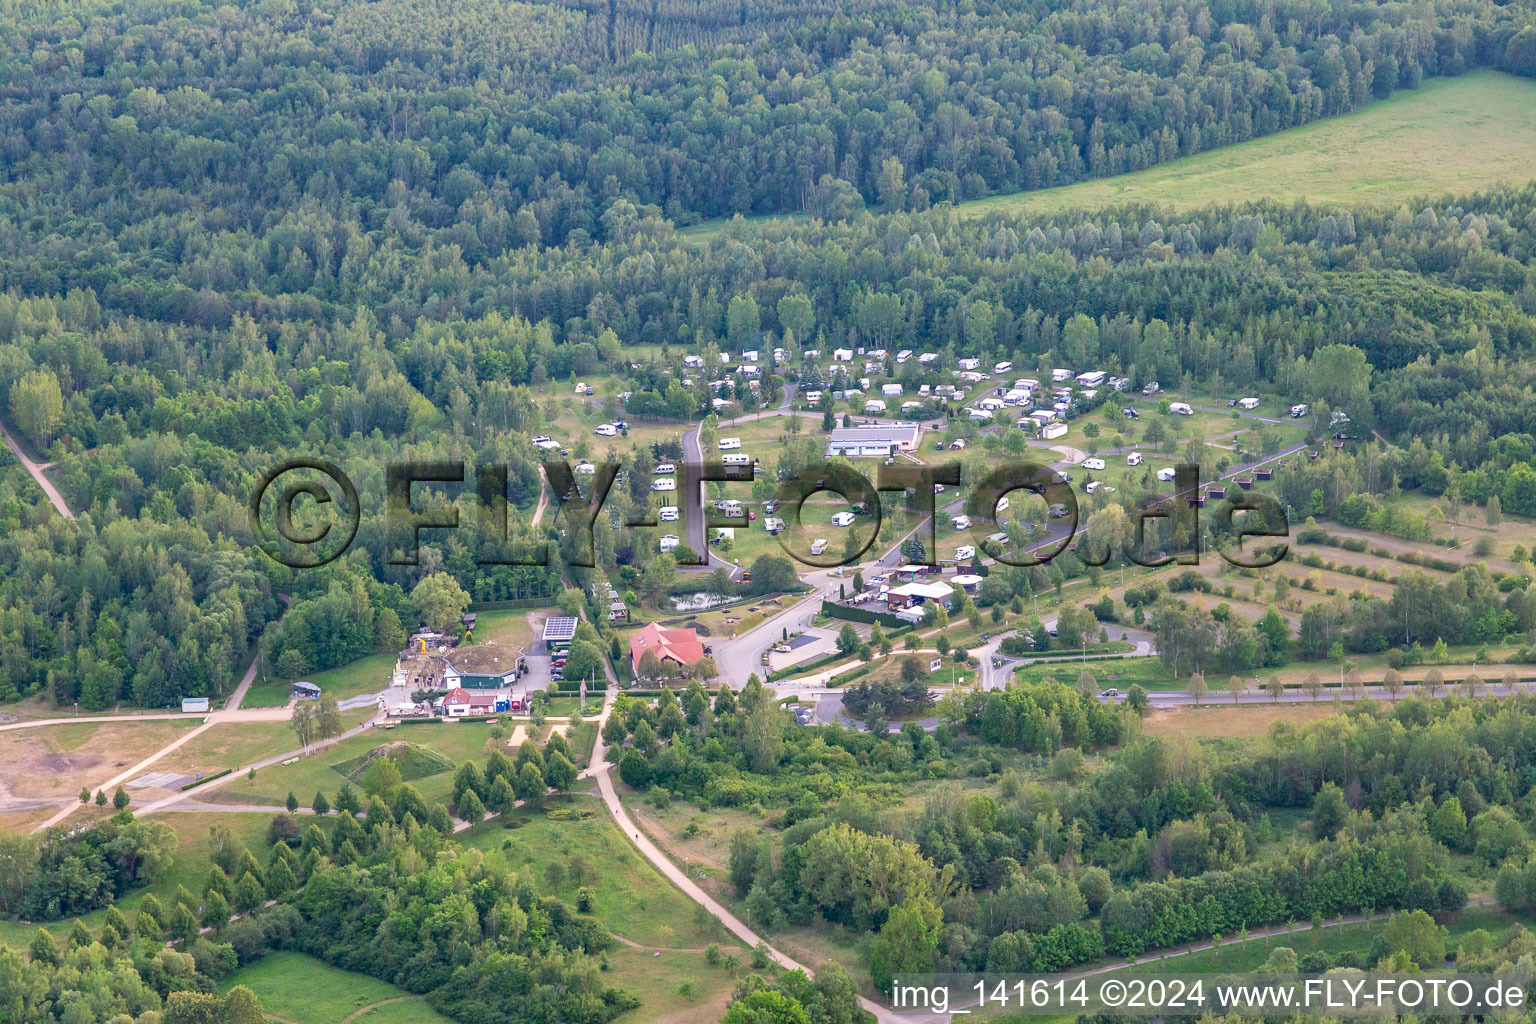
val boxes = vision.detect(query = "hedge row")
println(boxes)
[468,598,560,611]
[820,600,908,629]
[180,767,232,791]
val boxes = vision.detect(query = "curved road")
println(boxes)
[583,685,896,1022]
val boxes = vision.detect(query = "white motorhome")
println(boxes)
[1291,404,1309,418]
[954,545,976,561]
[658,506,680,521]
[952,514,972,530]
[810,538,829,555]
[1169,402,1193,415]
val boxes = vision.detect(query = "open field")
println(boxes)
[1142,703,1345,739]
[223,952,451,1024]
[205,721,500,807]
[470,608,537,649]
[149,721,309,787]
[959,71,1536,219]
[604,946,741,1024]
[685,71,1536,243]
[457,809,739,951]
[0,718,202,801]
[242,653,395,710]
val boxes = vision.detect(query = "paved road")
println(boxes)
[1,418,72,518]
[133,714,382,819]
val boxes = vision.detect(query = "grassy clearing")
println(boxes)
[605,947,740,1024]
[687,71,1536,244]
[457,810,738,951]
[151,722,308,784]
[242,654,394,710]
[469,608,537,649]
[206,721,500,808]
[222,952,446,1024]
[961,71,1536,220]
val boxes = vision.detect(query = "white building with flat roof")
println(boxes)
[825,424,923,457]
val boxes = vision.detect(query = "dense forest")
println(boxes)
[599,676,1536,991]
[4,0,1536,711]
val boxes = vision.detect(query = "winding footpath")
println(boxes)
[1,419,72,518]
[582,685,900,1023]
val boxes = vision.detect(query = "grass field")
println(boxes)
[0,718,202,801]
[206,721,501,808]
[685,71,1536,242]
[223,952,452,1024]
[458,810,738,951]
[242,654,394,710]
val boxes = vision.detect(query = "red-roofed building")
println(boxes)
[629,622,706,676]
[440,687,498,717]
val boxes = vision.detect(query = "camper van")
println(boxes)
[718,437,742,450]
[1290,404,1309,418]
[1082,457,1106,471]
[1126,452,1143,466]
[1169,402,1193,416]
[954,545,976,561]
[722,453,750,466]
[831,511,856,527]
[951,514,971,530]
[810,538,829,556]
